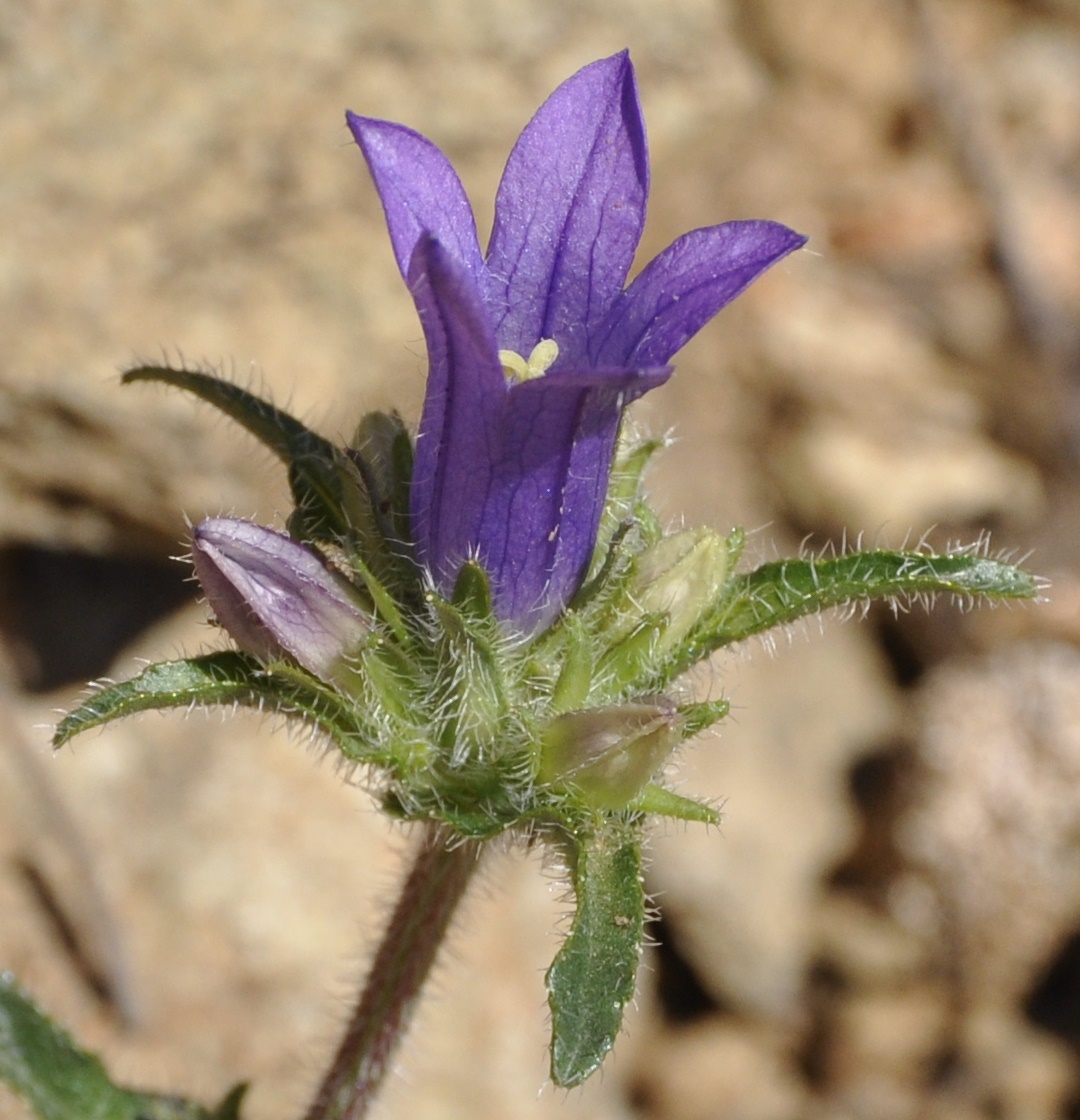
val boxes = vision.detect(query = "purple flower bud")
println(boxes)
[539,699,682,810]
[192,517,371,683]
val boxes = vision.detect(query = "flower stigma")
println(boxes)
[499,337,560,384]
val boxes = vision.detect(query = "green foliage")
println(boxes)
[546,824,645,1087]
[0,975,246,1120]
[45,366,1042,1094]
[54,652,398,769]
[709,546,1037,644]
[123,366,355,544]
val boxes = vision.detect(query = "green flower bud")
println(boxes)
[539,699,682,810]
[631,528,728,642]
[600,528,729,690]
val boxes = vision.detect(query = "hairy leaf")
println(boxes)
[673,547,1039,674]
[0,973,246,1120]
[547,825,644,1087]
[123,365,360,543]
[53,653,390,766]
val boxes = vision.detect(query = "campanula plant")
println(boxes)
[0,50,1039,1120]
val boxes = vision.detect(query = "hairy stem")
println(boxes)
[302,824,482,1120]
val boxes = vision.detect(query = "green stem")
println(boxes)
[302,824,482,1120]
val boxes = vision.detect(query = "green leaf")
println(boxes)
[53,653,392,767]
[674,546,1040,672]
[546,825,644,1087]
[0,973,245,1120]
[122,365,361,544]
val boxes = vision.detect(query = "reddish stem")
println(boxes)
[302,824,481,1120]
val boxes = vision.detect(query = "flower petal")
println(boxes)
[192,518,370,682]
[474,364,670,631]
[346,112,488,292]
[406,235,506,591]
[486,51,649,364]
[406,231,670,629]
[594,220,808,366]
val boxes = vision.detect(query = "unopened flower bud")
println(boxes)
[192,517,371,683]
[631,528,728,647]
[600,528,729,691]
[539,699,682,810]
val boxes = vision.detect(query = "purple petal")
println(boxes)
[406,236,506,590]
[406,231,671,629]
[486,51,649,364]
[346,112,488,293]
[192,518,370,682]
[470,365,670,631]
[594,220,808,366]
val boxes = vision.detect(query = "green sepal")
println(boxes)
[451,560,494,620]
[669,547,1041,678]
[380,751,533,838]
[0,973,247,1120]
[677,698,730,738]
[347,552,412,648]
[592,527,733,696]
[547,616,593,714]
[593,616,665,696]
[546,823,645,1087]
[563,522,638,639]
[423,586,513,770]
[206,1083,249,1120]
[631,783,720,825]
[344,411,421,600]
[53,653,393,768]
[348,410,414,552]
[427,588,507,757]
[121,365,368,548]
[285,457,366,549]
[588,434,666,581]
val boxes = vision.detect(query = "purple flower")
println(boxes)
[192,518,371,683]
[347,51,806,632]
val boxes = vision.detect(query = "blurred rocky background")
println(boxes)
[2,1,1080,1117]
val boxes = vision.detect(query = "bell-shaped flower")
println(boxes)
[347,51,806,632]
[192,517,371,683]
